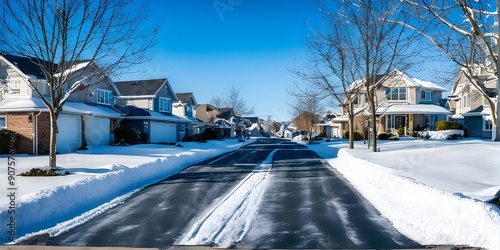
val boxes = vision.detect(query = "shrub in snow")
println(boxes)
[0,129,17,154]
[436,120,463,131]
[377,133,390,140]
[343,131,363,141]
[114,126,142,144]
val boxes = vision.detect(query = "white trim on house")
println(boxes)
[159,97,171,113]
[96,89,113,105]
[376,104,451,115]
[0,115,6,129]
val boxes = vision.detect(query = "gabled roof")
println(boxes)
[218,107,238,119]
[176,92,198,106]
[350,69,448,92]
[114,78,167,96]
[0,52,52,79]
[115,105,190,123]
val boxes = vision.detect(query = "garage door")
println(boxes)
[57,114,81,153]
[85,117,110,146]
[150,122,177,143]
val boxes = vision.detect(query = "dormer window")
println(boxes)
[386,87,406,101]
[97,89,113,105]
[420,90,432,101]
[159,97,171,112]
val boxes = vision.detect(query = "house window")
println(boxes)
[185,105,192,117]
[7,81,20,94]
[420,90,432,101]
[484,119,492,131]
[0,116,6,129]
[97,89,112,105]
[386,87,406,101]
[424,115,430,128]
[461,95,470,108]
[159,97,171,112]
[386,114,392,130]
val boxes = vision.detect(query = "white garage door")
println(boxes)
[150,122,177,143]
[85,117,110,146]
[57,114,81,153]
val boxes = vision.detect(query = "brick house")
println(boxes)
[0,52,122,154]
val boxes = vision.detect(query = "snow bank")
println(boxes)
[331,149,500,249]
[420,130,464,140]
[0,146,238,243]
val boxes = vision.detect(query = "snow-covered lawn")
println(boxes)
[0,139,250,244]
[308,138,500,250]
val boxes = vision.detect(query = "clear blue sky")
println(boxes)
[121,1,453,121]
[120,0,322,121]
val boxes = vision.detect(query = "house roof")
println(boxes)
[0,52,51,79]
[0,97,122,117]
[218,108,235,119]
[115,105,190,123]
[462,106,484,117]
[176,92,198,106]
[114,78,167,96]
[350,69,448,92]
[376,104,451,115]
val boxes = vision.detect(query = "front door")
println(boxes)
[394,115,406,135]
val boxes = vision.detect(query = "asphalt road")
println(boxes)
[23,138,420,249]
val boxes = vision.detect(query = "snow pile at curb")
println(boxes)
[332,149,500,249]
[0,148,230,243]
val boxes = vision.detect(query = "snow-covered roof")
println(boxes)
[332,115,349,122]
[0,97,123,117]
[409,77,448,92]
[53,61,91,78]
[376,104,451,115]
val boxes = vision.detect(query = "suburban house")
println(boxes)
[195,104,237,138]
[0,52,123,154]
[173,92,205,137]
[328,69,450,137]
[448,66,497,138]
[114,78,190,143]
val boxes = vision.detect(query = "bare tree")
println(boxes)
[0,0,158,168]
[210,95,224,108]
[211,85,255,116]
[290,93,324,145]
[297,0,422,151]
[294,7,365,149]
[402,0,500,141]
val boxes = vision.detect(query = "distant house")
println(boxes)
[0,52,122,154]
[195,104,240,138]
[448,66,497,138]
[173,92,205,136]
[114,78,190,143]
[330,69,450,137]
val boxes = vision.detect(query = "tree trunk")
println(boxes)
[495,0,500,141]
[371,104,377,152]
[49,111,58,169]
[348,115,354,149]
[493,96,500,141]
[348,102,354,149]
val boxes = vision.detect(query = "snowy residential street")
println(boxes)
[18,138,418,249]
[0,137,498,249]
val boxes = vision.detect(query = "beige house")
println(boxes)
[448,66,497,138]
[328,69,450,137]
